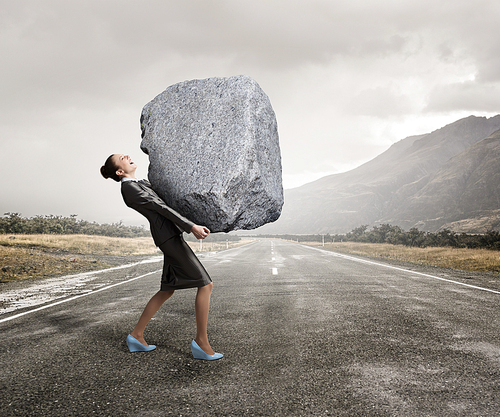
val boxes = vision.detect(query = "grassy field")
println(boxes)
[301,241,500,273]
[0,234,159,256]
[0,234,252,283]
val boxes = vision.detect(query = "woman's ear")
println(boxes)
[116,169,124,177]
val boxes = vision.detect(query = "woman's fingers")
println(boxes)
[192,225,210,239]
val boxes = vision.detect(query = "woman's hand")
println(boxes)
[191,225,210,240]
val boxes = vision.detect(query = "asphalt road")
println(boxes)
[1,239,499,416]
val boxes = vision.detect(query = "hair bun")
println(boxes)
[100,165,110,179]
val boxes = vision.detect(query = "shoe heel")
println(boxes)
[190,340,223,361]
[126,334,156,352]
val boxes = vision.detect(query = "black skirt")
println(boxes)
[159,235,212,291]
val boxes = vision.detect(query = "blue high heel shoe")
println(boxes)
[126,334,156,352]
[190,340,223,361]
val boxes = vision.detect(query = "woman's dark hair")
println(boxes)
[100,154,120,182]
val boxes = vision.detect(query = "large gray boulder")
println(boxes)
[139,75,284,233]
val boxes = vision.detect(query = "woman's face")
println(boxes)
[113,154,137,178]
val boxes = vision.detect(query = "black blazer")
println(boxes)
[121,179,194,247]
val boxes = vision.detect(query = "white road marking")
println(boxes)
[0,257,163,316]
[308,246,500,295]
[272,268,278,275]
[0,270,161,324]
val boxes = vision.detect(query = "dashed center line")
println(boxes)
[271,242,278,275]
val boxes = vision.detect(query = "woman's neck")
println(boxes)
[121,173,136,180]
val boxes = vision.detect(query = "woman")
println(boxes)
[100,154,222,360]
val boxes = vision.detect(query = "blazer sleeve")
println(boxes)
[122,182,195,233]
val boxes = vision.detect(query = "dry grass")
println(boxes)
[0,234,253,282]
[0,234,160,282]
[0,234,159,256]
[0,245,111,283]
[302,241,500,273]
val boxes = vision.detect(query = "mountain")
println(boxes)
[258,115,500,234]
[392,128,500,233]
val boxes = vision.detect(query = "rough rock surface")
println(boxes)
[140,75,283,232]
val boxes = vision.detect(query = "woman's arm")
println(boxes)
[122,181,195,233]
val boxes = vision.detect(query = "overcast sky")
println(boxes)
[2,0,500,227]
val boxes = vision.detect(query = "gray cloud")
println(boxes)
[426,81,500,113]
[346,86,415,117]
[1,0,500,224]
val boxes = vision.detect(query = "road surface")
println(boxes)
[1,239,499,416]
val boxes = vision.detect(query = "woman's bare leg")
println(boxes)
[130,290,174,346]
[194,282,215,355]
